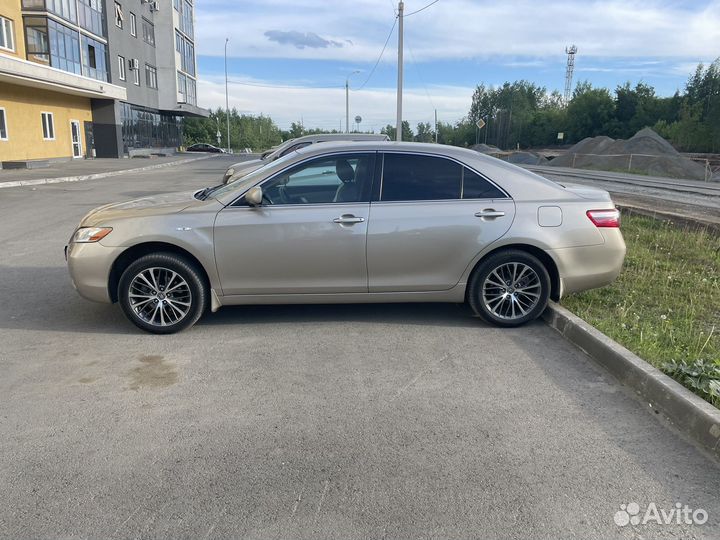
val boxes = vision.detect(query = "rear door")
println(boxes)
[367,152,515,292]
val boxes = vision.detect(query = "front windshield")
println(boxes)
[209,149,302,200]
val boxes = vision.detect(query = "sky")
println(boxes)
[194,0,720,132]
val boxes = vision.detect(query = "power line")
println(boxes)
[226,79,342,90]
[355,15,398,90]
[405,0,441,17]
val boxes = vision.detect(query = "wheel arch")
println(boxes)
[465,243,561,302]
[108,242,211,303]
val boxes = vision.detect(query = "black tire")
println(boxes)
[468,250,550,327]
[118,253,208,334]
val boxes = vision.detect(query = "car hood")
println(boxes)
[80,190,204,227]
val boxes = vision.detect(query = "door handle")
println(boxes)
[475,209,505,218]
[333,215,365,224]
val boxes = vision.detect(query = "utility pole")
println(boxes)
[345,70,360,134]
[395,1,404,141]
[224,38,230,153]
[434,109,438,143]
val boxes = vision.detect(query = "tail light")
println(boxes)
[587,209,621,228]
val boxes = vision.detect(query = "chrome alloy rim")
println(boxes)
[482,263,541,320]
[128,267,192,326]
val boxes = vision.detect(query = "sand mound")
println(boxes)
[550,128,707,180]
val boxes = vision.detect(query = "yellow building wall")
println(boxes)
[0,0,26,59]
[0,84,93,161]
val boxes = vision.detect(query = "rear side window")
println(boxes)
[381,154,461,201]
[462,168,506,199]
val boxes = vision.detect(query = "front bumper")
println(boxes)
[66,241,125,304]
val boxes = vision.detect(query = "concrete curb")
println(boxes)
[543,301,720,459]
[0,154,217,189]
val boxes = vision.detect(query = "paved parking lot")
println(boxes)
[1,156,719,539]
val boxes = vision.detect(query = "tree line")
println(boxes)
[183,58,720,153]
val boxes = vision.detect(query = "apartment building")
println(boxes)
[0,0,206,166]
[96,0,206,158]
[0,0,126,165]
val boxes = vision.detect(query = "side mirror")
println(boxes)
[222,167,235,184]
[245,186,263,206]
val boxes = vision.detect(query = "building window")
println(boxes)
[176,31,195,76]
[81,33,107,81]
[0,16,15,52]
[141,18,154,46]
[177,71,196,105]
[173,0,180,11]
[41,112,55,140]
[145,64,157,89]
[118,55,125,80]
[129,12,136,36]
[132,59,140,85]
[114,2,123,28]
[0,108,8,140]
[180,0,193,37]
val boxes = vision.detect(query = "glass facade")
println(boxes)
[177,71,196,105]
[21,0,107,81]
[119,103,182,152]
[22,0,104,37]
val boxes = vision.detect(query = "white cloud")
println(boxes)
[197,76,473,131]
[197,0,720,62]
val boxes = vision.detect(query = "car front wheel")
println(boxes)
[118,253,208,334]
[468,250,550,327]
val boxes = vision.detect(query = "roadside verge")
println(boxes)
[544,301,720,459]
[0,155,216,189]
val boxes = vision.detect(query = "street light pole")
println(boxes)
[224,38,230,153]
[395,1,404,141]
[345,70,360,134]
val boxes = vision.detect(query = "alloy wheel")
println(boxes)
[128,267,192,327]
[481,262,542,321]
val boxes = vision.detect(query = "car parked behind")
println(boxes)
[221,133,390,184]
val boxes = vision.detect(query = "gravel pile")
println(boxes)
[471,144,548,165]
[549,128,708,180]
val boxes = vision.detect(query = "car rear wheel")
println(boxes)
[468,250,550,327]
[118,253,208,334]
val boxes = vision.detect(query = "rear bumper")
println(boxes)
[550,229,626,298]
[66,242,124,303]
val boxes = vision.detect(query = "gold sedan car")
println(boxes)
[66,142,626,334]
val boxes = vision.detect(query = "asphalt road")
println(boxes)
[1,155,719,539]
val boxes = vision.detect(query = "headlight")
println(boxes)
[72,227,113,243]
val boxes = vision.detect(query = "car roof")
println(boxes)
[290,133,389,143]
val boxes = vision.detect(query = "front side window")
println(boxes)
[278,141,311,158]
[381,153,461,201]
[0,16,15,51]
[0,108,8,140]
[41,112,54,140]
[258,154,375,206]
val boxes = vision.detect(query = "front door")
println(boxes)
[70,121,82,158]
[214,152,376,296]
[367,152,516,292]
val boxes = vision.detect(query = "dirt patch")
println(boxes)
[128,355,178,390]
